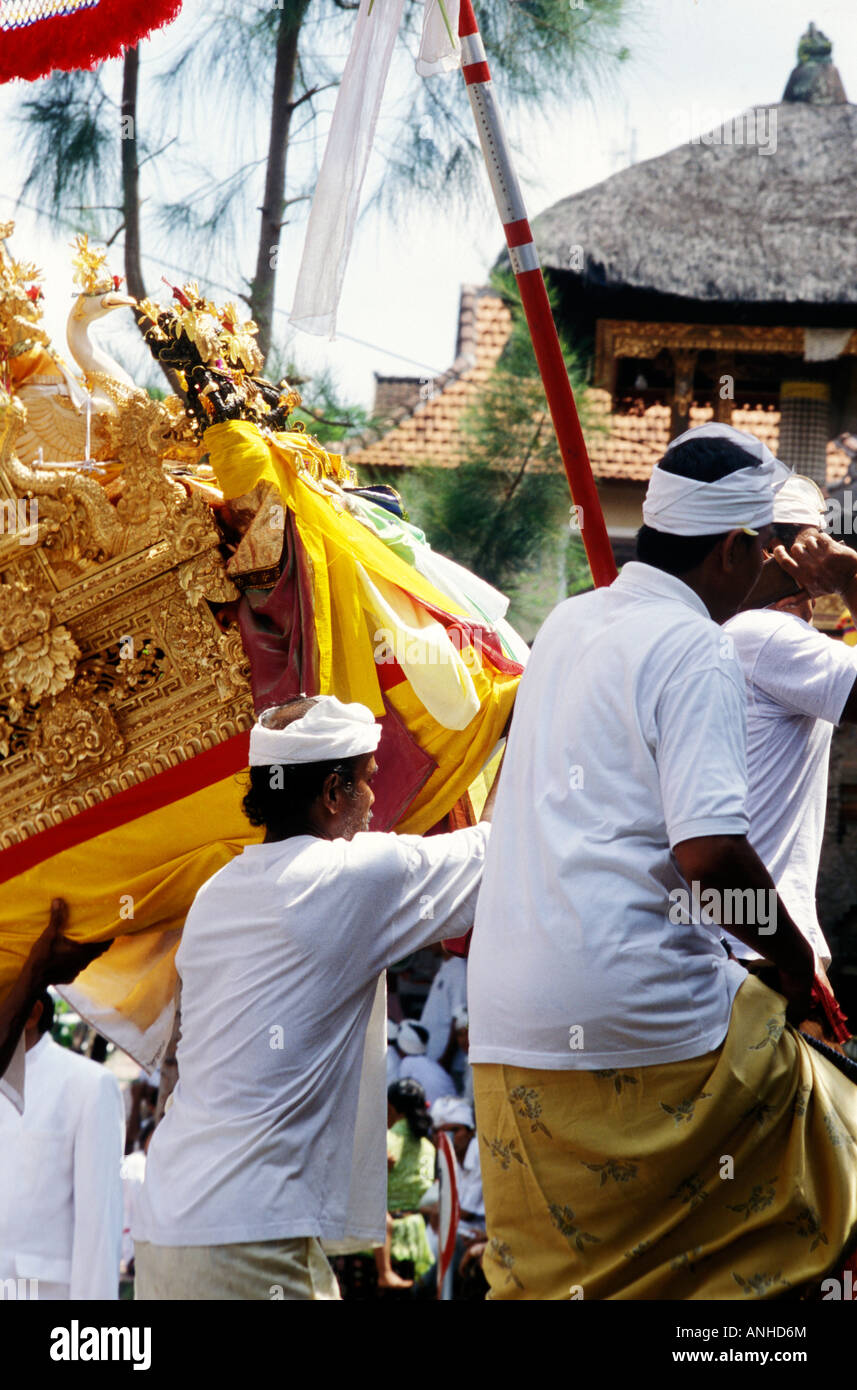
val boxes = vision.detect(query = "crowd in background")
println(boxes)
[2,940,483,1302]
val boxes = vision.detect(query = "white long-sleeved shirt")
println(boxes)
[0,1034,125,1298]
[134,824,489,1250]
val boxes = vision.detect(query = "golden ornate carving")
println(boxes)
[0,229,262,849]
[593,319,837,392]
[0,580,52,653]
[31,681,124,786]
[1,626,80,702]
[208,625,251,701]
[178,551,240,607]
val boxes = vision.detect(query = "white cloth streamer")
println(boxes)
[290,0,461,336]
[289,0,406,338]
[804,327,853,363]
[417,0,461,76]
[249,696,381,766]
[643,424,791,536]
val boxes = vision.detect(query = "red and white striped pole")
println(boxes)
[457,0,617,589]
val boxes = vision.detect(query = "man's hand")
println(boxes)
[1,900,110,1080]
[772,531,857,600]
[31,899,110,986]
[774,967,815,1028]
[459,1237,487,1273]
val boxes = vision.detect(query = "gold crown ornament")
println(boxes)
[70,234,124,297]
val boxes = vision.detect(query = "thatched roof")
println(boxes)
[533,33,857,309]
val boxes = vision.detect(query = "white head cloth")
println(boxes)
[248,695,381,766]
[397,1021,429,1056]
[642,424,792,536]
[431,1096,474,1129]
[772,473,827,527]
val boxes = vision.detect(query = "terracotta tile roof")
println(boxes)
[345,287,512,470]
[372,376,424,425]
[345,287,852,486]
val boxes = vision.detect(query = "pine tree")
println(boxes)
[398,269,600,613]
[15,0,630,369]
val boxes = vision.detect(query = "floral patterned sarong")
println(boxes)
[474,975,857,1299]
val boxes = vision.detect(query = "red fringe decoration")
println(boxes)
[811,974,852,1045]
[0,0,182,84]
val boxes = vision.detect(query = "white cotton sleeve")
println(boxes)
[364,825,490,974]
[746,619,857,725]
[655,667,750,848]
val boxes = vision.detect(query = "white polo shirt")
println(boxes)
[723,609,857,966]
[134,825,488,1249]
[469,562,749,1071]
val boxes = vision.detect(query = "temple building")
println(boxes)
[347,23,857,566]
[536,21,857,488]
[344,24,857,965]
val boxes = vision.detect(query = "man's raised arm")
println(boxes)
[773,530,857,722]
[0,900,109,1079]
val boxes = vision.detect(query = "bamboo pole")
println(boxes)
[457,0,617,588]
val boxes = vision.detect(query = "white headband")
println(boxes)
[431,1096,474,1128]
[643,424,792,536]
[772,474,827,527]
[248,695,381,766]
[396,1021,428,1056]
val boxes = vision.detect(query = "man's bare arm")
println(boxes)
[672,834,815,1023]
[479,749,506,824]
[0,900,109,1077]
[772,531,857,722]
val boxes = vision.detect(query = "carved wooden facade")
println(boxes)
[594,319,857,397]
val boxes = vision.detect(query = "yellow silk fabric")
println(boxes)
[0,420,516,1065]
[0,767,261,1063]
[474,974,857,1300]
[206,421,518,834]
[206,421,470,710]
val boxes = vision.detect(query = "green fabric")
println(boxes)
[353,497,522,658]
[386,1122,436,1279]
[390,1212,434,1278]
[357,499,427,566]
[387,1120,436,1212]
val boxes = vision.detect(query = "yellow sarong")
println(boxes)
[474,975,857,1300]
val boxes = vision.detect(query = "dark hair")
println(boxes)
[637,434,760,576]
[241,757,360,835]
[771,521,808,549]
[35,989,54,1036]
[657,436,759,485]
[387,1077,431,1141]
